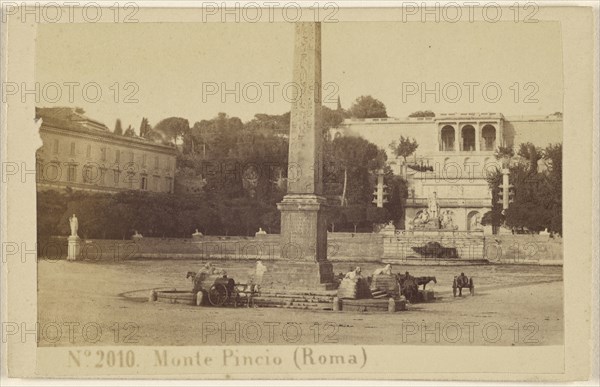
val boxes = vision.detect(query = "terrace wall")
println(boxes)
[42,232,562,265]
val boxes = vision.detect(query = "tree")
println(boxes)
[190,113,242,157]
[389,136,419,163]
[327,206,344,232]
[366,206,390,226]
[484,142,562,235]
[342,205,366,233]
[408,110,435,118]
[321,105,345,131]
[480,208,504,229]
[190,120,213,158]
[384,174,408,228]
[139,117,150,138]
[348,95,388,119]
[36,190,69,254]
[542,143,562,235]
[517,142,543,173]
[329,136,384,206]
[114,119,123,135]
[495,145,514,161]
[153,117,190,145]
[123,125,135,137]
[259,209,280,234]
[244,112,290,138]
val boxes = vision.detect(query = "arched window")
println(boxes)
[482,124,496,151]
[462,125,476,151]
[441,125,455,151]
[467,210,481,231]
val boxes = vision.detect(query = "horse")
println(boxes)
[401,277,419,303]
[395,273,419,302]
[414,276,437,290]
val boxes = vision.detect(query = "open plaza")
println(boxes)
[37,259,563,347]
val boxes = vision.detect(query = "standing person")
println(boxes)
[255,260,267,284]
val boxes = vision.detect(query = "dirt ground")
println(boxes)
[37,259,563,347]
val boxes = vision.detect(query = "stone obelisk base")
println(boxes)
[276,194,336,291]
[67,236,81,261]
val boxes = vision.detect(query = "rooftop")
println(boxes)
[36,107,176,150]
[342,112,562,125]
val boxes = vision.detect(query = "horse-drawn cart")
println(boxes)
[452,274,474,297]
[188,271,258,307]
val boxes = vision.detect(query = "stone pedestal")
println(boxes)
[67,236,81,261]
[277,194,334,289]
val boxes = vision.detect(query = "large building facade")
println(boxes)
[36,108,177,194]
[331,112,563,234]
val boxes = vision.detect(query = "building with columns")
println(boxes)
[35,107,177,194]
[330,112,563,234]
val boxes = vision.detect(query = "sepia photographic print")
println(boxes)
[1,2,598,383]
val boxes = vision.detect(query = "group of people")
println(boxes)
[195,260,267,284]
[197,262,226,277]
[342,264,408,280]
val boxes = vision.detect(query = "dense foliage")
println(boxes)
[348,96,388,119]
[39,102,411,241]
[37,189,280,242]
[482,143,562,235]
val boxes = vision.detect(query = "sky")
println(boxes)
[35,21,563,133]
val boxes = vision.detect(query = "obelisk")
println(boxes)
[277,22,334,289]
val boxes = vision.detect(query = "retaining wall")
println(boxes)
[43,233,383,262]
[382,230,485,262]
[483,234,563,265]
[42,232,562,265]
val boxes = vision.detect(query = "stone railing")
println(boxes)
[40,232,561,265]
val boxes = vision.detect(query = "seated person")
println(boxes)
[457,272,469,286]
[372,264,392,276]
[198,262,213,276]
[344,266,362,280]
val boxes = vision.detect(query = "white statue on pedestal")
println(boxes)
[69,214,78,237]
[427,192,439,221]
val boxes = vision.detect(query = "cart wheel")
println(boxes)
[208,283,229,306]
